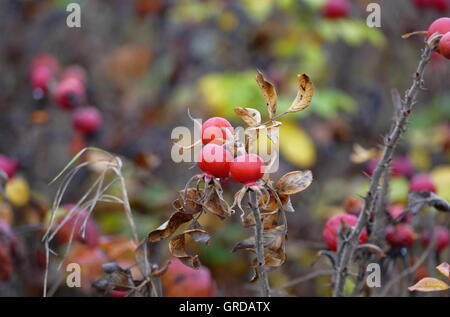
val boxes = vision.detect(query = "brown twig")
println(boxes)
[332,42,434,297]
[249,191,271,297]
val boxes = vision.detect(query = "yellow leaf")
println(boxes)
[349,143,377,164]
[287,74,314,113]
[279,121,316,168]
[408,277,449,292]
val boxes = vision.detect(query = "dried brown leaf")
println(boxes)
[436,262,449,279]
[287,74,314,113]
[168,234,200,269]
[256,71,277,119]
[275,170,313,195]
[234,107,262,127]
[148,212,193,243]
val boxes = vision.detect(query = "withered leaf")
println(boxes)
[275,170,313,195]
[408,191,450,214]
[232,226,285,253]
[244,210,281,230]
[151,260,170,277]
[287,74,314,113]
[251,248,286,268]
[258,191,289,212]
[148,212,192,243]
[256,71,277,119]
[234,107,262,127]
[185,223,211,245]
[408,277,449,292]
[203,189,232,220]
[174,188,203,214]
[168,234,200,269]
[436,262,449,279]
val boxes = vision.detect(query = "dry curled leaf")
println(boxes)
[275,170,313,195]
[287,74,314,113]
[148,212,193,243]
[408,277,449,292]
[234,107,262,127]
[168,234,200,269]
[244,210,281,229]
[256,71,277,119]
[173,188,203,214]
[408,191,450,214]
[203,189,232,220]
[436,262,449,279]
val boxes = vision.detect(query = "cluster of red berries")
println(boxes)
[197,117,265,184]
[413,0,449,13]
[428,17,450,59]
[322,0,351,20]
[28,54,103,135]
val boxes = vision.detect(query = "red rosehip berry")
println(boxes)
[161,258,216,297]
[53,77,86,110]
[29,54,59,96]
[422,226,449,252]
[197,144,233,178]
[72,107,103,135]
[56,204,100,247]
[431,0,449,12]
[389,204,411,223]
[0,155,19,179]
[62,65,87,84]
[201,117,234,145]
[409,173,436,193]
[323,214,368,252]
[323,0,350,19]
[391,156,415,179]
[427,17,450,42]
[230,154,265,184]
[385,224,416,248]
[413,0,433,9]
[438,32,450,59]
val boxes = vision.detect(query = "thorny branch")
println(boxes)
[332,41,435,297]
[249,191,271,297]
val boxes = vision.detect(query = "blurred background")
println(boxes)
[0,0,449,297]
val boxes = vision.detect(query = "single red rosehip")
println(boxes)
[230,154,265,184]
[323,0,350,19]
[161,258,217,297]
[56,204,100,247]
[427,17,450,41]
[197,144,233,178]
[431,0,449,12]
[438,32,450,59]
[409,173,437,193]
[0,155,19,179]
[201,117,234,145]
[62,65,87,84]
[385,224,416,248]
[72,107,103,135]
[30,66,53,94]
[323,214,368,252]
[422,226,449,252]
[30,53,59,74]
[391,156,415,179]
[343,196,362,216]
[29,54,59,96]
[53,77,86,110]
[388,204,411,223]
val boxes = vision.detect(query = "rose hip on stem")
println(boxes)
[197,143,233,178]
[201,117,234,145]
[72,107,103,135]
[323,214,367,252]
[230,154,265,184]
